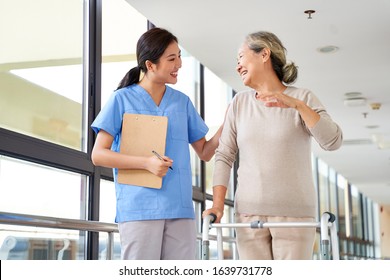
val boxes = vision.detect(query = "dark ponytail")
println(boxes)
[116,27,178,90]
[116,66,142,90]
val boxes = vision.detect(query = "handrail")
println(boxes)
[0,211,118,260]
[0,211,118,232]
[0,211,239,260]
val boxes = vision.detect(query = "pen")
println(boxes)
[152,150,173,170]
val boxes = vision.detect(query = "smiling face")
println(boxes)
[149,41,182,85]
[236,43,265,88]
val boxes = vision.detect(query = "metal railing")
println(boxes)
[0,211,118,260]
[1,211,239,260]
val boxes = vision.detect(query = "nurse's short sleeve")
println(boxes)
[91,91,123,137]
[186,98,209,143]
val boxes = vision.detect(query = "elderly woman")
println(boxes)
[203,31,343,260]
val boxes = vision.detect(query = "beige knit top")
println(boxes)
[213,86,343,218]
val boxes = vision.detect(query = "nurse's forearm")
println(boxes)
[92,148,149,170]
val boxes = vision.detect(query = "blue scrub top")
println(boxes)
[91,84,208,222]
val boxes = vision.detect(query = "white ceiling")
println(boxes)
[126,0,390,207]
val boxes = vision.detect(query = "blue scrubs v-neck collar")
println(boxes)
[134,84,172,113]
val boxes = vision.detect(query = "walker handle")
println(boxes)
[209,213,217,224]
[324,211,336,223]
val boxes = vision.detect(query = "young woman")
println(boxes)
[91,27,223,260]
[203,31,343,260]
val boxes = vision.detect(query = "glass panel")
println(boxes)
[317,158,330,215]
[366,198,374,242]
[340,239,347,259]
[98,180,120,260]
[363,198,375,259]
[194,201,202,235]
[193,201,202,259]
[99,179,116,223]
[328,168,338,217]
[337,174,347,235]
[351,185,363,238]
[348,240,355,258]
[0,156,87,219]
[101,0,147,107]
[0,225,85,260]
[0,0,85,150]
[203,67,233,197]
[362,196,369,241]
[98,232,121,260]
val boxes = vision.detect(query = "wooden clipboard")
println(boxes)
[117,113,168,189]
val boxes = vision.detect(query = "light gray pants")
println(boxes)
[235,214,316,260]
[118,218,196,260]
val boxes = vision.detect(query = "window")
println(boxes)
[0,156,88,260]
[351,185,363,239]
[204,67,233,197]
[0,0,85,151]
[337,174,347,236]
[101,0,147,108]
[317,158,330,216]
[0,156,87,219]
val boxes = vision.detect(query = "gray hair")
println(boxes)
[245,31,298,84]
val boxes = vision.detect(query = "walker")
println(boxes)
[202,212,339,260]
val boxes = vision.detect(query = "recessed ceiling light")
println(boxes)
[317,45,339,54]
